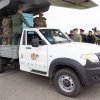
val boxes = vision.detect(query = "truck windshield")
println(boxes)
[39,29,72,44]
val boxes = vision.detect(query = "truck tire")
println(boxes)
[0,58,4,73]
[54,68,81,97]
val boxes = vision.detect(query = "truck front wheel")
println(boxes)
[54,68,81,97]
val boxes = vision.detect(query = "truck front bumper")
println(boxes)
[83,60,100,85]
[85,67,100,84]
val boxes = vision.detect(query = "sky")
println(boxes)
[44,5,100,33]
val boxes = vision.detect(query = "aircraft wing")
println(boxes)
[0,0,50,17]
[0,0,99,18]
[50,0,98,9]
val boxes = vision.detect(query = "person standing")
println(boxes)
[80,29,88,43]
[2,14,12,45]
[0,18,3,45]
[68,30,74,39]
[87,31,96,44]
[34,12,47,27]
[0,18,2,35]
[12,7,33,45]
[72,28,82,42]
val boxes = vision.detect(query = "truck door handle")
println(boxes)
[26,47,31,49]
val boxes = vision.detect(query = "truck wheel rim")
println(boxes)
[58,75,75,93]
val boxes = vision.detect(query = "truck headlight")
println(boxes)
[81,53,99,63]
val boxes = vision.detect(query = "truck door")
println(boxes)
[19,30,48,75]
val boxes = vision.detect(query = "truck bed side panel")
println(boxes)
[0,45,19,59]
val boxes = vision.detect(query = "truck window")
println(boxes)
[27,31,43,45]
[22,30,26,45]
[39,29,70,44]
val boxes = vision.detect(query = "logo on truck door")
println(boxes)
[31,53,39,60]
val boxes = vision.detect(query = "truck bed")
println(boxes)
[0,45,19,59]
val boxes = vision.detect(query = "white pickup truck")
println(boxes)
[0,28,100,97]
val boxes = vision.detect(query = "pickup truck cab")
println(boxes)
[1,28,100,97]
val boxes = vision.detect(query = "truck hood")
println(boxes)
[51,42,100,54]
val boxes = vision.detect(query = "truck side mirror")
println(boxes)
[32,38,39,47]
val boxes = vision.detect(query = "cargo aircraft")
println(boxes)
[0,0,99,17]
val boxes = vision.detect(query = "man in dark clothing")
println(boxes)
[0,18,2,34]
[87,31,96,44]
[0,18,2,45]
[80,29,87,43]
[12,7,33,45]
[68,30,74,39]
